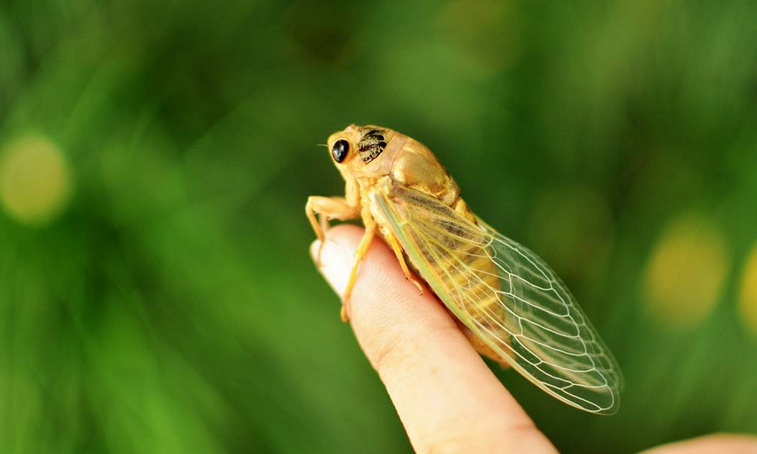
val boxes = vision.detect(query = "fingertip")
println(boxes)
[310,226,365,297]
[310,224,425,302]
[310,224,454,362]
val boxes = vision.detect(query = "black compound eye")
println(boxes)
[331,140,349,163]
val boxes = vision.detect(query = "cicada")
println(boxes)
[306,125,623,414]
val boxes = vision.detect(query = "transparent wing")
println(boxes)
[373,182,623,414]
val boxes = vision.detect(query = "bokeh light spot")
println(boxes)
[0,134,72,225]
[737,242,757,336]
[643,213,729,329]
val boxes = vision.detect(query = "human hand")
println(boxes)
[311,225,757,454]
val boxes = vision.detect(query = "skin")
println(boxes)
[311,225,757,454]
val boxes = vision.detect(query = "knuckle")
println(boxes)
[371,338,405,376]
[370,321,458,377]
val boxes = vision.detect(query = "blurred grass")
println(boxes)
[0,0,756,453]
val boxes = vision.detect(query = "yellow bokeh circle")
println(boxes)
[0,134,72,225]
[643,213,729,329]
[738,243,757,336]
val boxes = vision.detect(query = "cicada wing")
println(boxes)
[372,182,623,414]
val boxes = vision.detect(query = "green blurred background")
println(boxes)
[1,0,756,453]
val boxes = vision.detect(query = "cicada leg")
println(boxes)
[384,231,424,295]
[305,196,360,266]
[342,210,377,322]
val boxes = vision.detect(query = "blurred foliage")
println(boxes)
[0,0,756,453]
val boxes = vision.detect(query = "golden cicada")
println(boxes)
[306,124,623,414]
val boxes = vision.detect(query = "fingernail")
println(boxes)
[311,239,352,298]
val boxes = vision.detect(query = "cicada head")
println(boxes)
[326,124,401,179]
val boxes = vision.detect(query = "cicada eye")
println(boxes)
[332,140,349,163]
